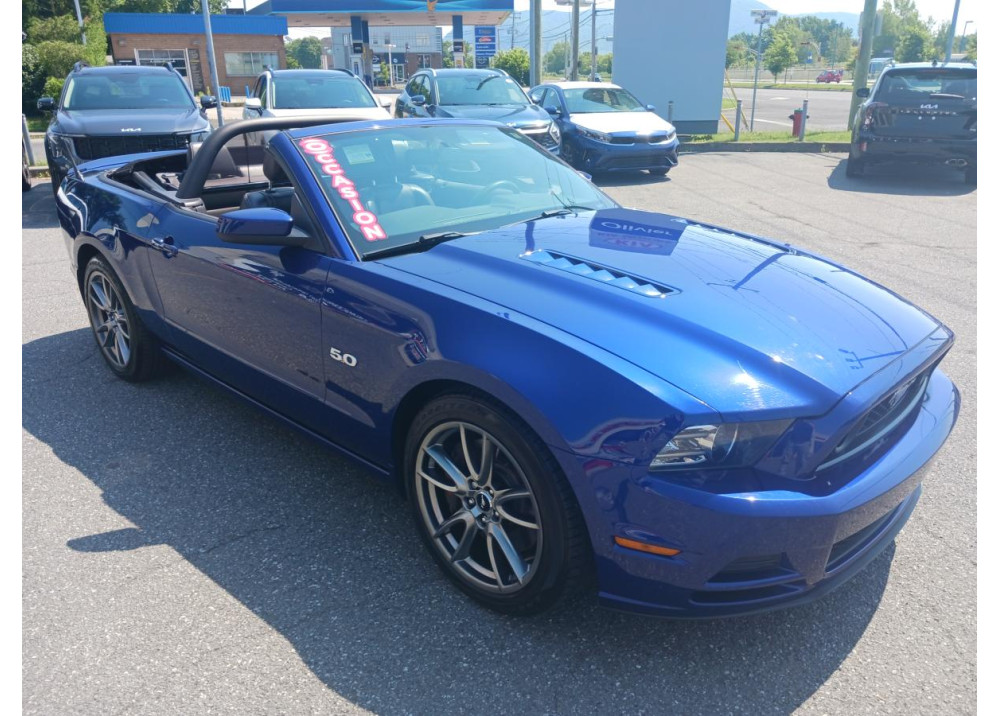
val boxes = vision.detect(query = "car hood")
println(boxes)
[381,209,941,417]
[570,111,675,136]
[434,103,551,127]
[266,106,391,119]
[52,108,209,135]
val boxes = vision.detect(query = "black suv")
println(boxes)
[395,68,561,154]
[848,61,976,184]
[38,62,216,193]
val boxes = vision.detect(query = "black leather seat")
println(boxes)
[240,153,294,212]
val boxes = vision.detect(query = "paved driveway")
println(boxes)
[23,154,975,715]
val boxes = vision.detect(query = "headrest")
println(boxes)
[263,152,289,185]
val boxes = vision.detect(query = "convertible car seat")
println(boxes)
[240,153,295,212]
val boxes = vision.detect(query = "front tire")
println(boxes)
[648,167,670,176]
[83,256,165,382]
[405,394,590,615]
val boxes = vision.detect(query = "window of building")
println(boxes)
[224,52,279,77]
[418,54,433,68]
[417,35,429,47]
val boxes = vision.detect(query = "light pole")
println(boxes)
[386,44,395,88]
[749,9,776,132]
[961,20,974,52]
[944,0,961,61]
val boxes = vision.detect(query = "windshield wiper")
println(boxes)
[365,231,472,261]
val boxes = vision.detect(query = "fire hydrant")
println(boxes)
[789,109,808,136]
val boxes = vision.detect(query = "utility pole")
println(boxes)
[944,0,961,61]
[72,0,86,45]
[590,5,597,81]
[201,0,225,127]
[849,0,879,126]
[570,0,580,81]
[749,9,775,131]
[511,11,516,50]
[530,0,542,86]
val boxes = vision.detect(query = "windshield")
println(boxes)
[62,73,194,110]
[874,69,977,104]
[436,75,529,105]
[295,124,616,259]
[563,87,645,113]
[273,76,377,109]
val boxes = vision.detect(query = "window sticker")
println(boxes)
[298,137,387,242]
[343,144,376,165]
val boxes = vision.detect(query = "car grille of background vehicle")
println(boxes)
[72,134,191,161]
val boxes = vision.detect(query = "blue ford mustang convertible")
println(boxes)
[55,117,959,618]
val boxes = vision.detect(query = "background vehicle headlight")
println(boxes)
[578,127,611,143]
[189,130,212,143]
[650,420,792,471]
[665,130,676,142]
[548,122,561,143]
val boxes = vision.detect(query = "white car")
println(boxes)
[243,68,392,145]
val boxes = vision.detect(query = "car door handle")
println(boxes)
[151,236,178,257]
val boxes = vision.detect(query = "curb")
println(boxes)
[679,141,851,154]
[29,167,50,177]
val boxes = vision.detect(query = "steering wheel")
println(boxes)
[471,180,521,204]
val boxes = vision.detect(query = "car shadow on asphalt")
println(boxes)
[828,159,976,197]
[23,327,895,714]
[22,183,60,229]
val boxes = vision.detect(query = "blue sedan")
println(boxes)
[55,117,959,618]
[529,82,680,175]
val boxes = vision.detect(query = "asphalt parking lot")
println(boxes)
[23,153,975,714]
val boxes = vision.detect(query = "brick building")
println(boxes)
[104,13,289,97]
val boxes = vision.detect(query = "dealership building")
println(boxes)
[103,13,289,96]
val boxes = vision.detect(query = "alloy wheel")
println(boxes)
[86,271,132,369]
[415,421,543,594]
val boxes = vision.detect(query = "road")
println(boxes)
[725,87,853,132]
[23,154,975,715]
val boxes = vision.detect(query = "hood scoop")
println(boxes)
[522,249,675,299]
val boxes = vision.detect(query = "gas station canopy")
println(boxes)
[249,0,513,28]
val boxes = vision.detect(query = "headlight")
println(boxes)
[548,121,561,143]
[578,127,611,143]
[665,130,676,142]
[189,130,212,143]
[650,420,792,471]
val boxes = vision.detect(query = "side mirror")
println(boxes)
[545,106,561,117]
[380,98,393,109]
[216,208,304,246]
[201,95,218,109]
[244,97,262,111]
[856,87,870,98]
[646,104,656,112]
[411,95,426,107]
[37,97,55,112]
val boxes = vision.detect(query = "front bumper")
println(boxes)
[565,367,959,618]
[855,132,976,167]
[571,135,680,173]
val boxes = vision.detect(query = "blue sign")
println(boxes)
[475,25,497,57]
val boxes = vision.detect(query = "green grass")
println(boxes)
[25,115,48,132]
[726,81,861,92]
[686,129,852,144]
[721,97,737,110]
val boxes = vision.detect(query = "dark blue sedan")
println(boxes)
[55,117,959,618]
[529,82,680,175]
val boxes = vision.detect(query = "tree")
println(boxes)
[285,37,323,69]
[22,43,46,113]
[764,32,797,82]
[895,24,932,62]
[544,40,569,76]
[494,47,529,86]
[35,40,89,80]
[726,38,748,69]
[965,33,977,61]
[442,39,454,67]
[27,14,81,43]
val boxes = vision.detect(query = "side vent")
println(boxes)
[522,250,675,298]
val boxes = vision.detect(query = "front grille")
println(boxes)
[818,370,930,470]
[72,134,191,161]
[609,133,671,145]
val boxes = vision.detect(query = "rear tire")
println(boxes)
[846,154,865,178]
[405,393,591,615]
[82,256,166,382]
[964,166,976,185]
